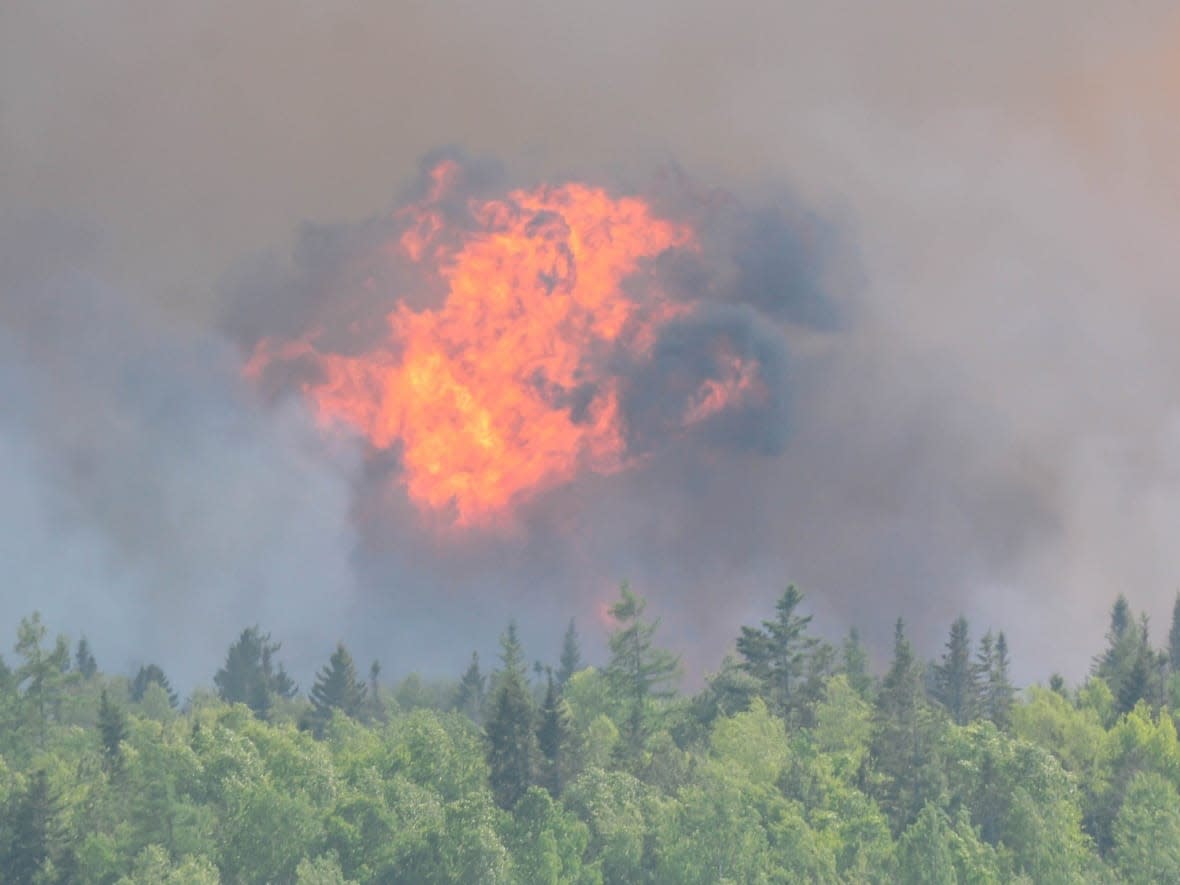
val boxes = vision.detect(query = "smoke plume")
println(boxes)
[5,2,1180,687]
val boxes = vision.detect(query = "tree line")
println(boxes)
[1,586,1180,882]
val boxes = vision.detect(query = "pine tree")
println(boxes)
[14,613,69,747]
[557,619,583,688]
[305,643,367,737]
[455,652,486,723]
[871,619,943,834]
[97,689,127,773]
[605,583,680,765]
[485,622,538,809]
[214,626,296,719]
[736,585,818,724]
[130,664,178,708]
[368,660,385,721]
[1169,592,1180,673]
[932,617,977,725]
[536,671,574,798]
[1094,595,1139,699]
[984,631,1015,728]
[842,627,873,700]
[74,637,97,680]
[3,769,58,882]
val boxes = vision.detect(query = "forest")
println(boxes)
[1,584,1179,884]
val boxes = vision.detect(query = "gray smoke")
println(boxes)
[0,213,359,688]
[5,2,1180,687]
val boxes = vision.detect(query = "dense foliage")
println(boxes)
[2,588,1180,883]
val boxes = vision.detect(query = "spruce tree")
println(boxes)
[214,626,296,719]
[74,637,97,680]
[736,585,818,724]
[14,613,69,748]
[305,643,367,737]
[1169,592,1180,673]
[485,622,538,809]
[97,689,127,773]
[557,619,583,688]
[984,631,1015,728]
[536,671,574,798]
[1094,595,1138,699]
[3,769,58,882]
[932,617,977,725]
[130,664,178,708]
[455,652,486,723]
[842,627,873,700]
[871,619,943,834]
[368,660,385,721]
[605,583,680,765]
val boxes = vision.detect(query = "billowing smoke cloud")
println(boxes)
[0,213,359,688]
[6,2,1180,687]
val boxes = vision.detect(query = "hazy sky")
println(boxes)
[4,3,1180,688]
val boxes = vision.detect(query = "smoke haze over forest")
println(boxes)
[5,2,1180,689]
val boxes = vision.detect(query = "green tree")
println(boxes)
[557,619,583,688]
[537,671,575,798]
[485,622,538,810]
[213,626,297,719]
[1169,592,1180,674]
[1112,771,1180,884]
[98,689,127,773]
[14,612,69,747]
[978,631,1016,729]
[736,584,818,724]
[604,583,680,766]
[305,643,368,737]
[455,652,486,723]
[932,616,977,725]
[1093,595,1140,704]
[841,626,874,700]
[367,660,384,722]
[2,769,59,882]
[74,637,97,680]
[870,619,945,834]
[131,664,179,708]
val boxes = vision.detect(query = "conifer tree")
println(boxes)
[368,660,384,721]
[984,631,1015,728]
[3,769,58,882]
[871,619,943,834]
[605,583,680,764]
[736,585,818,723]
[14,613,69,747]
[74,637,97,680]
[841,627,873,700]
[97,689,127,773]
[536,671,574,798]
[130,664,178,708]
[455,652,486,723]
[485,622,538,809]
[932,617,977,725]
[556,619,583,688]
[1169,592,1180,673]
[1094,595,1139,699]
[305,643,367,737]
[214,626,296,719]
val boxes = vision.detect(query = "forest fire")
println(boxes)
[247,163,769,525]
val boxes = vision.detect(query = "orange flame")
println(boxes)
[249,167,764,525]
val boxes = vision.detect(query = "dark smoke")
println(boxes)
[215,154,1055,680]
[0,212,359,689]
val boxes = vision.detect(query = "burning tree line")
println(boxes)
[1,588,1179,882]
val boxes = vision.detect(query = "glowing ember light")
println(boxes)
[249,165,764,525]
